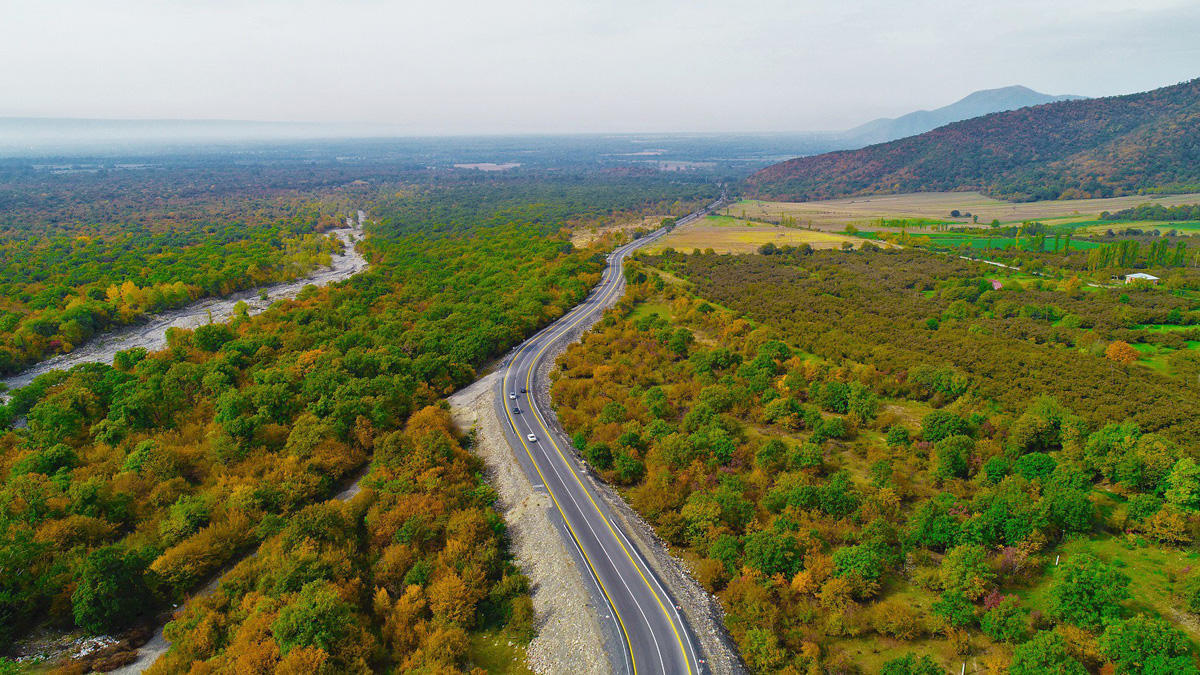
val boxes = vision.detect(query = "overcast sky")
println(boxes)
[2,0,1198,134]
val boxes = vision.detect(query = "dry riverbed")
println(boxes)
[1,212,368,397]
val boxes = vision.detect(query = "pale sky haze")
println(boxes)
[2,0,1198,133]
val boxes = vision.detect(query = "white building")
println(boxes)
[1125,272,1160,285]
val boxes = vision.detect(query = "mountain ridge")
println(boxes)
[748,77,1200,202]
[837,85,1084,147]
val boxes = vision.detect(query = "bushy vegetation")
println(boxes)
[551,249,1200,671]
[0,201,347,375]
[1102,203,1200,222]
[0,176,715,666]
[148,407,534,672]
[663,248,1200,441]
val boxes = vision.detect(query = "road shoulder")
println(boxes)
[448,373,611,675]
[533,290,747,675]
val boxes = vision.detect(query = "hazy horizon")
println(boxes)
[2,0,1198,135]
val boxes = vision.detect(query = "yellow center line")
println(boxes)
[505,228,697,674]
[501,252,642,673]
[523,328,694,675]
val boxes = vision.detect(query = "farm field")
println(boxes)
[644,214,867,254]
[725,191,1200,230]
[1074,220,1200,236]
[905,232,1104,251]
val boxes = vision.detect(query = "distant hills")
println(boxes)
[834,85,1083,148]
[749,78,1200,202]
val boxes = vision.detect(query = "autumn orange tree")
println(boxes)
[1105,340,1140,364]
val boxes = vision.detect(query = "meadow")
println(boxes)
[645,214,865,254]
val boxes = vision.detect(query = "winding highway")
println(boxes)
[495,196,724,674]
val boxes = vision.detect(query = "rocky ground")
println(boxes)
[448,373,611,675]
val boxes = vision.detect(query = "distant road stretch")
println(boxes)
[496,196,724,674]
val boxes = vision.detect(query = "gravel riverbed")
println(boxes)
[2,212,368,397]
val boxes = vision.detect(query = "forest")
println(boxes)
[0,201,347,376]
[1101,203,1200,222]
[551,246,1200,672]
[0,172,719,671]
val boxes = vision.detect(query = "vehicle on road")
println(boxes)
[513,408,521,414]
[509,393,517,399]
[527,434,537,442]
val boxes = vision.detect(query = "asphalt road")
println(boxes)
[495,198,723,675]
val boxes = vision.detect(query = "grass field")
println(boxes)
[726,192,1200,231]
[1014,534,1200,645]
[466,631,535,674]
[644,214,867,254]
[909,232,1104,251]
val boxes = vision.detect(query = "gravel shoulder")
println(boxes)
[448,373,611,675]
[534,303,747,675]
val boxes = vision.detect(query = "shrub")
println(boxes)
[1010,631,1086,675]
[981,596,1028,643]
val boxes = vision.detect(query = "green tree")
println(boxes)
[880,653,942,675]
[71,546,151,633]
[921,410,969,443]
[1010,631,1086,675]
[1165,458,1200,510]
[1049,554,1130,630]
[741,627,786,672]
[931,590,975,628]
[742,530,802,578]
[833,539,882,573]
[939,544,994,600]
[980,596,1028,643]
[934,434,974,479]
[272,580,359,655]
[885,424,911,448]
[192,323,235,352]
[1098,614,1197,675]
[585,442,613,471]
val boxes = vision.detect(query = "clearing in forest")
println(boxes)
[644,214,864,254]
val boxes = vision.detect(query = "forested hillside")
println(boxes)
[748,77,1200,202]
[553,247,1200,672]
[0,176,718,671]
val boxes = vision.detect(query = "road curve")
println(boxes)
[496,197,723,674]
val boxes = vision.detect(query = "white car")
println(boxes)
[527,434,538,442]
[509,393,517,400]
